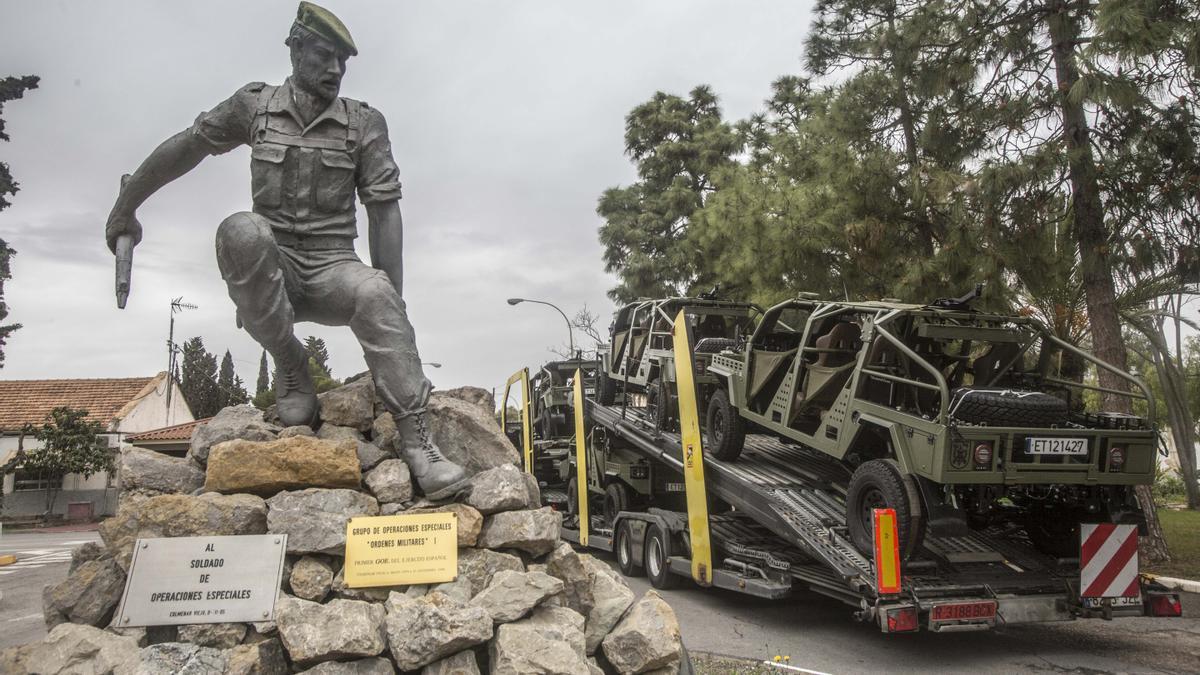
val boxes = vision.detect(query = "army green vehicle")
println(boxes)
[513,358,598,501]
[596,295,759,429]
[705,289,1158,559]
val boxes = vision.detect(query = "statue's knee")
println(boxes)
[216,212,272,251]
[357,274,403,312]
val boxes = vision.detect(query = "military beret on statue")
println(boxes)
[294,1,358,56]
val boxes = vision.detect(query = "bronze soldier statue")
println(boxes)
[105,2,469,498]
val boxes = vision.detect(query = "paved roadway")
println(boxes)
[598,553,1200,675]
[0,529,101,650]
[2,531,1198,673]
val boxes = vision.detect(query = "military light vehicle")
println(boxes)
[705,288,1158,559]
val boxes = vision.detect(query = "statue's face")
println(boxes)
[291,33,347,102]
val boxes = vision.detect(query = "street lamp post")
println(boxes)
[507,297,575,356]
[422,362,442,369]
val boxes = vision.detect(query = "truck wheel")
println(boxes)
[645,524,681,590]
[615,520,645,577]
[566,477,579,518]
[598,374,617,406]
[604,482,631,526]
[705,389,746,461]
[845,459,925,561]
[648,378,675,431]
[950,387,1068,427]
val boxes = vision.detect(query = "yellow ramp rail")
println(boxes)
[671,309,713,586]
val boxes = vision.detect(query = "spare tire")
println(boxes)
[951,387,1068,427]
[694,337,738,354]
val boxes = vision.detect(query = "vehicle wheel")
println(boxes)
[604,482,631,526]
[644,524,681,590]
[845,459,926,560]
[598,374,617,406]
[614,520,645,577]
[705,389,746,461]
[950,387,1069,427]
[648,378,675,431]
[1024,514,1081,558]
[566,476,579,519]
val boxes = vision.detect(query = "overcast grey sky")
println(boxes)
[0,0,814,401]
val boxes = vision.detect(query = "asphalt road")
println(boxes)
[598,553,1200,675]
[3,531,1198,674]
[0,529,101,650]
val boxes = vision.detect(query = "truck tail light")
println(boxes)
[973,442,993,468]
[885,606,919,632]
[1108,447,1125,471]
[1146,593,1182,617]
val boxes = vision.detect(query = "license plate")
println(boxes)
[1082,595,1141,609]
[930,601,997,622]
[1025,437,1088,455]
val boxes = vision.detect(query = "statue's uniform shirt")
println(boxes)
[189,78,403,239]
[195,79,431,417]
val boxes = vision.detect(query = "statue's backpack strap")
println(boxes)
[251,84,279,145]
[344,98,363,154]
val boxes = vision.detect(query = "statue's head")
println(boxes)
[285,2,357,103]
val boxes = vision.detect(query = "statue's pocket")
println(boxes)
[250,144,287,209]
[317,150,356,212]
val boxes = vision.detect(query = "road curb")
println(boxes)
[1147,574,1200,594]
[0,554,16,566]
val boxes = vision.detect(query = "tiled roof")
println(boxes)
[0,375,163,432]
[126,417,209,443]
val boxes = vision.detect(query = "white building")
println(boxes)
[0,373,193,521]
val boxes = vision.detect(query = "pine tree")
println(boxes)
[256,350,270,396]
[304,336,332,378]
[180,337,221,418]
[0,75,39,368]
[0,239,18,369]
[217,350,249,409]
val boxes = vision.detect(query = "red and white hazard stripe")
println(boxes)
[1080,523,1139,598]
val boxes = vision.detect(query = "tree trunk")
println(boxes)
[1143,322,1200,509]
[1046,5,1171,561]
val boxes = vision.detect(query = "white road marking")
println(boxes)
[2,613,42,623]
[762,662,834,675]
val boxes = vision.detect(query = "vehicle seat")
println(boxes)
[862,336,901,405]
[750,348,798,401]
[792,322,862,418]
[972,342,1020,387]
[611,330,629,365]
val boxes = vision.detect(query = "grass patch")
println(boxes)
[1146,508,1200,580]
[692,653,778,675]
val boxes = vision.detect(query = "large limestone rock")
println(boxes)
[470,570,563,623]
[404,503,483,547]
[476,507,561,556]
[463,464,529,515]
[437,387,494,416]
[290,555,335,602]
[267,488,379,555]
[317,424,364,443]
[133,642,229,674]
[226,638,289,675]
[545,542,595,617]
[176,622,247,649]
[298,657,396,674]
[383,591,493,671]
[421,650,480,675]
[515,605,587,659]
[206,436,361,495]
[5,623,139,674]
[99,492,268,570]
[275,596,387,667]
[489,622,590,675]
[426,393,520,475]
[42,557,125,628]
[456,548,524,595]
[189,405,281,465]
[319,378,376,432]
[119,446,205,495]
[370,414,399,454]
[69,541,106,573]
[601,591,682,674]
[582,555,636,655]
[357,441,390,473]
[429,578,474,605]
[364,459,413,504]
[279,425,316,438]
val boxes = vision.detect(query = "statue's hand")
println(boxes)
[105,209,143,254]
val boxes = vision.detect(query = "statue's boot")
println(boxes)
[395,412,469,500]
[273,338,319,427]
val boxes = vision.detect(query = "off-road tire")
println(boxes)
[845,459,926,560]
[648,378,676,431]
[705,389,746,461]
[694,337,738,354]
[598,373,618,406]
[951,387,1068,427]
[566,476,579,519]
[615,520,644,577]
[604,482,631,526]
[645,524,681,590]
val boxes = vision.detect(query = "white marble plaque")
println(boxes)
[115,534,287,627]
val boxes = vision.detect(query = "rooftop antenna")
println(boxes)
[165,297,198,424]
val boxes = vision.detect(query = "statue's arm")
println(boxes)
[105,130,211,253]
[367,200,404,299]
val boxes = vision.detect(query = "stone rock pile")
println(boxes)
[1,382,685,674]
